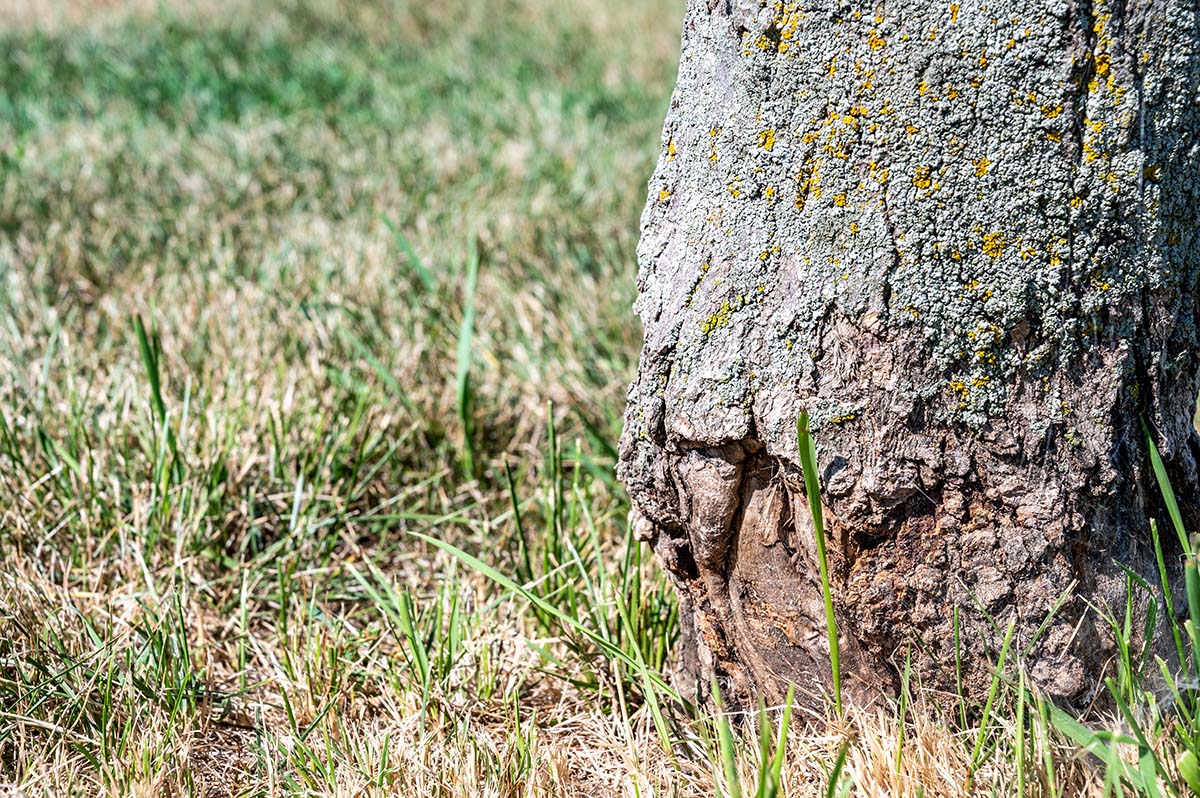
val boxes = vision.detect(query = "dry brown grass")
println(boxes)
[0,0,243,30]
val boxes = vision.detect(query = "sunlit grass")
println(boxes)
[2,1,1199,796]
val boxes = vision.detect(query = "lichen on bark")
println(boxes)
[618,0,1200,711]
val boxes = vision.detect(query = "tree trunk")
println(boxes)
[618,0,1200,712]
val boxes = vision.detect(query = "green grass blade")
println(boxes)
[895,646,911,775]
[503,460,534,584]
[455,234,480,474]
[1143,419,1191,556]
[1178,750,1200,795]
[1015,670,1027,798]
[796,411,841,715]
[1151,519,1189,674]
[383,217,436,293]
[1187,561,1200,677]
[825,738,851,798]
[712,678,742,798]
[969,619,1015,773]
[1034,691,1060,798]
[343,330,419,416]
[133,314,165,425]
[765,686,795,798]
[1107,677,1167,798]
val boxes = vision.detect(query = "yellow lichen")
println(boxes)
[759,129,777,151]
[700,300,734,335]
[973,157,990,177]
[795,162,821,210]
[658,189,671,202]
[982,231,1005,258]
[912,165,933,189]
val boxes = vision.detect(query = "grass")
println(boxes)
[1,1,1200,795]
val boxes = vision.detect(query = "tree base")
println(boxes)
[630,435,1182,714]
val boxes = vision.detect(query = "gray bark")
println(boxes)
[618,0,1200,711]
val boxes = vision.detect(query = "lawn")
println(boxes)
[0,1,1192,796]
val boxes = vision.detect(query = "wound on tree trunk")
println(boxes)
[617,0,1200,712]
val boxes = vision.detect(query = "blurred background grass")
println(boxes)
[0,1,693,794]
[0,0,682,564]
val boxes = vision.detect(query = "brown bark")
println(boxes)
[618,0,1200,712]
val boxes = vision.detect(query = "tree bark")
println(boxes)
[618,0,1200,712]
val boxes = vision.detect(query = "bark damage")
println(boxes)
[618,0,1200,711]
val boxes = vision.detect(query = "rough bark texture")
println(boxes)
[618,0,1200,712]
